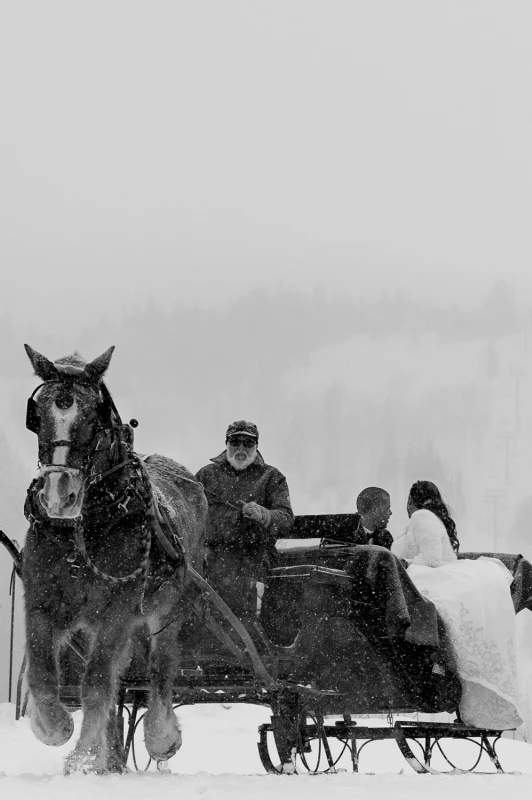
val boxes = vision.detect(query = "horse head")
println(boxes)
[25,344,116,520]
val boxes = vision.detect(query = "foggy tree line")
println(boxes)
[0,278,529,549]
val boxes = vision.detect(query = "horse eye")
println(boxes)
[56,392,74,410]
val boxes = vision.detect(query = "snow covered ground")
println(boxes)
[1,701,532,800]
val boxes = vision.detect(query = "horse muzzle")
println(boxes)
[38,466,85,519]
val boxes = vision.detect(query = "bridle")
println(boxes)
[27,376,119,465]
[25,376,152,603]
[39,464,85,480]
[26,376,113,430]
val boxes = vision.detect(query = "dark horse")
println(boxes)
[22,344,207,774]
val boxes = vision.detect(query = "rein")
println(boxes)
[85,458,137,486]
[202,486,244,512]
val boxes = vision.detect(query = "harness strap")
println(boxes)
[136,457,192,566]
[150,503,185,564]
[86,458,137,486]
[40,465,82,479]
[73,520,151,588]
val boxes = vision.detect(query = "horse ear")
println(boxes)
[85,346,115,383]
[24,344,58,381]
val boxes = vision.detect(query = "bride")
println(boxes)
[391,480,522,730]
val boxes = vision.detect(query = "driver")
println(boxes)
[195,420,293,635]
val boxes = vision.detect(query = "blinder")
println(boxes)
[26,398,40,433]
[99,382,115,426]
[26,384,45,434]
[25,379,117,436]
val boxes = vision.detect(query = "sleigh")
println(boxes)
[7,513,531,775]
[252,516,532,774]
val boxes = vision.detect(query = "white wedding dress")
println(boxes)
[392,509,522,730]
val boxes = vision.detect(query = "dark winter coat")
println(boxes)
[195,452,294,617]
[195,451,293,549]
[344,514,394,550]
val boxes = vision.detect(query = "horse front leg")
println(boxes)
[64,616,132,775]
[143,617,185,768]
[25,610,74,747]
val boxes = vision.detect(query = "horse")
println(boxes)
[22,344,207,774]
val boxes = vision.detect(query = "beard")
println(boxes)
[226,448,257,471]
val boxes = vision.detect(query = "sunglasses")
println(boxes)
[227,436,257,448]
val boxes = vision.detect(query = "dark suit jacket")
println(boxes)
[345,514,394,550]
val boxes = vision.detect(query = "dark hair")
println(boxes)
[409,480,460,553]
[357,487,389,515]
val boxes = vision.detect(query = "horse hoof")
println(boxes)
[144,727,182,762]
[63,756,95,775]
[32,708,74,747]
[64,748,128,776]
[146,743,179,762]
[105,755,128,774]
[64,753,96,776]
[156,760,171,774]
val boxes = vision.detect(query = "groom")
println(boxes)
[350,486,393,549]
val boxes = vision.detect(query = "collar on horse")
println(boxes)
[25,452,187,614]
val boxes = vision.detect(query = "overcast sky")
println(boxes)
[1,0,531,331]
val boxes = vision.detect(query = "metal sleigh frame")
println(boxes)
[258,716,506,775]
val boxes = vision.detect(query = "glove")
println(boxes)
[241,501,272,528]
